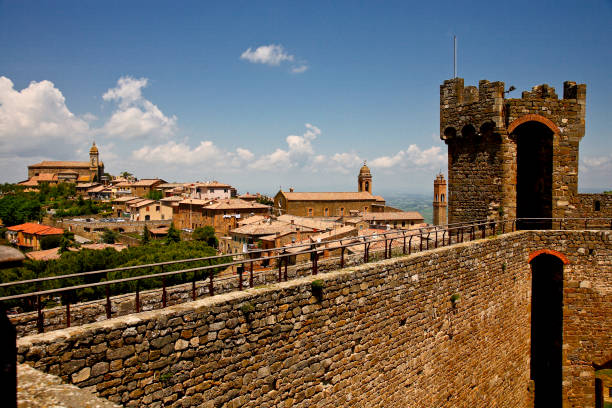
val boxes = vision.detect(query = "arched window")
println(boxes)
[441,194,445,202]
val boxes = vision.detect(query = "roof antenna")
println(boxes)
[453,35,457,79]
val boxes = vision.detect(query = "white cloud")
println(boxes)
[0,76,90,157]
[101,76,177,139]
[250,123,321,170]
[291,65,309,74]
[241,44,308,74]
[240,44,294,66]
[370,145,445,169]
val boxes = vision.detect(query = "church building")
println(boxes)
[273,163,387,217]
[22,142,105,185]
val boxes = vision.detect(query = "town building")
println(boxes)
[432,173,447,226]
[5,223,64,250]
[188,182,237,200]
[361,211,425,229]
[22,142,105,185]
[273,163,387,217]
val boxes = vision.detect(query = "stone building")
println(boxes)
[273,164,386,217]
[440,78,608,225]
[23,142,105,184]
[433,173,447,226]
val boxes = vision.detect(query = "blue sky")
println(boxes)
[1,0,610,194]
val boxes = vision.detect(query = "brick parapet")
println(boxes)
[16,230,611,407]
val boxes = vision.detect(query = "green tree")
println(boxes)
[40,235,62,250]
[193,226,218,248]
[59,230,76,253]
[146,189,163,200]
[141,225,151,245]
[165,223,181,244]
[102,228,117,244]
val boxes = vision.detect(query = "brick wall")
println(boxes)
[16,230,612,407]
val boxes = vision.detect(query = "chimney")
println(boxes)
[289,188,294,192]
[296,227,301,241]
[291,219,295,225]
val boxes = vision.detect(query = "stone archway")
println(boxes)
[529,251,566,407]
[511,116,557,230]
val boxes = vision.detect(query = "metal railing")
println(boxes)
[1,217,610,334]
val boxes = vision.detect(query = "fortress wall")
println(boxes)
[15,230,611,407]
[530,230,612,407]
[16,232,534,407]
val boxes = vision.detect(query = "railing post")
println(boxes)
[426,233,430,250]
[249,261,254,288]
[460,227,464,243]
[277,254,282,282]
[409,236,413,254]
[0,303,16,408]
[65,297,71,328]
[384,239,388,259]
[162,277,167,308]
[105,286,111,319]
[191,275,196,301]
[363,241,367,263]
[284,257,288,281]
[36,295,43,334]
[403,234,406,254]
[388,239,394,258]
[442,231,447,247]
[238,265,244,290]
[340,246,345,268]
[434,230,438,248]
[419,232,423,251]
[482,225,485,239]
[135,281,140,313]
[209,271,214,296]
[313,246,318,275]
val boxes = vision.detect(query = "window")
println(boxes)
[594,200,601,211]
[307,208,313,217]
[224,189,228,193]
[324,208,329,216]
[156,206,160,211]
[363,207,368,213]
[609,387,612,398]
[435,194,438,201]
[402,221,405,227]
[441,193,445,202]
[340,207,344,216]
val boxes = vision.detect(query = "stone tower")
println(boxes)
[89,142,104,182]
[440,78,586,226]
[358,162,372,194]
[433,173,447,225]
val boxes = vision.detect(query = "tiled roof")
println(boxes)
[362,211,424,221]
[237,215,267,226]
[309,225,356,242]
[26,248,62,261]
[29,161,91,168]
[112,196,137,203]
[276,215,339,231]
[87,185,107,193]
[280,191,377,201]
[189,181,232,188]
[7,223,63,236]
[373,195,386,202]
[129,200,156,208]
[77,175,92,182]
[131,179,165,187]
[231,221,313,237]
[204,199,269,211]
[179,198,213,206]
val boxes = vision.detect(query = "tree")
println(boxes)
[102,228,117,244]
[146,189,163,200]
[59,230,76,253]
[40,235,62,250]
[120,171,133,179]
[193,226,218,248]
[141,225,151,245]
[165,223,181,244]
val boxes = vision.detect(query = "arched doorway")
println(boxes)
[530,252,564,407]
[513,120,554,229]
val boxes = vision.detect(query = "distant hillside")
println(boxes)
[384,194,433,225]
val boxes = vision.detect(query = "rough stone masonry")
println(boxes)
[16,229,612,407]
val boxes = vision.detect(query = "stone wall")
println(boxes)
[440,78,586,224]
[571,193,612,221]
[15,230,612,407]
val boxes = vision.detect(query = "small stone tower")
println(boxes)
[358,162,372,194]
[440,78,586,225]
[433,173,447,225]
[89,142,104,182]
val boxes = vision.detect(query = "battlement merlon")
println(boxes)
[440,78,586,142]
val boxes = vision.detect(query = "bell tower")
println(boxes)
[89,142,100,181]
[358,162,372,194]
[433,173,447,225]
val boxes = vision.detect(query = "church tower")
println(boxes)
[433,173,447,225]
[89,142,101,182]
[358,162,372,194]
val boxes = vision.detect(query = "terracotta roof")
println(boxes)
[160,196,184,202]
[114,182,133,188]
[26,248,62,261]
[0,245,25,264]
[189,181,232,188]
[362,211,424,221]
[179,198,213,206]
[237,215,267,226]
[112,196,137,203]
[76,183,99,189]
[157,183,187,189]
[204,198,269,211]
[18,179,40,186]
[280,191,377,201]
[58,170,80,175]
[7,223,64,236]
[129,200,156,208]
[77,175,92,182]
[309,225,356,242]
[87,185,107,193]
[81,243,127,251]
[373,195,386,202]
[29,161,91,168]
[276,215,339,231]
[231,221,313,237]
[149,227,169,235]
[131,179,165,187]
